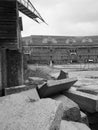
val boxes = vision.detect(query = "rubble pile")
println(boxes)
[0,88,91,130]
[0,70,97,130]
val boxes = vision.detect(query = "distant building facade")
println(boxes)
[22,35,98,64]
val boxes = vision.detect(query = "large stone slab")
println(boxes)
[37,78,77,98]
[52,94,81,121]
[63,87,98,113]
[0,95,63,130]
[60,120,91,130]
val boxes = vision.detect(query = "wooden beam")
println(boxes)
[63,87,98,113]
[0,0,21,50]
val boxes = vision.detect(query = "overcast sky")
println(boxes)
[19,0,98,37]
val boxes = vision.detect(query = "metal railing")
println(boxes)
[17,0,47,24]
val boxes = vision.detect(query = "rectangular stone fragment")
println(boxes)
[63,87,98,113]
[52,94,81,122]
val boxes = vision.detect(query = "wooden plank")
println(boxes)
[63,87,98,113]
[0,0,20,49]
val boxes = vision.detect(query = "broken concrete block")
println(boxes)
[57,70,68,80]
[52,95,81,121]
[80,111,89,126]
[37,78,77,98]
[5,84,37,95]
[0,96,63,130]
[60,120,91,130]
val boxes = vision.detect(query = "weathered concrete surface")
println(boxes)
[5,84,37,95]
[52,95,81,121]
[57,70,68,80]
[60,120,91,130]
[0,94,63,130]
[37,78,77,98]
[80,111,89,126]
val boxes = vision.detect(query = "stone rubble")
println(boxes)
[52,94,81,121]
[0,92,63,130]
[0,85,92,130]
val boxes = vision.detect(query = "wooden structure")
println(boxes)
[0,0,45,96]
[0,0,20,49]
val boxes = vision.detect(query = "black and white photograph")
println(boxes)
[0,0,98,130]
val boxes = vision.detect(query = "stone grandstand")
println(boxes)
[22,35,98,64]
